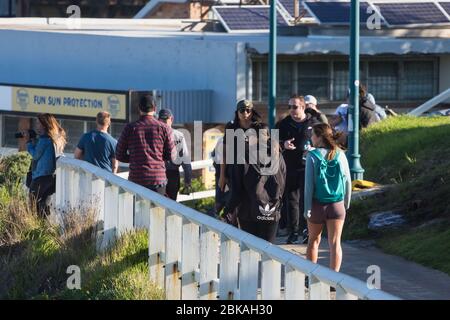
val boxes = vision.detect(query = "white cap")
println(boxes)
[305,95,317,106]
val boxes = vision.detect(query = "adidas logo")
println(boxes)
[259,204,276,217]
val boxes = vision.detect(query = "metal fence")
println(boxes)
[55,156,400,300]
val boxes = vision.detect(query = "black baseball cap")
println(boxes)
[236,99,253,110]
[158,108,173,120]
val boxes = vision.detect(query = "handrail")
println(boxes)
[55,156,400,300]
[408,88,450,116]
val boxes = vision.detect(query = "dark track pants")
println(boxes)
[166,169,180,201]
[285,169,306,234]
[29,175,55,218]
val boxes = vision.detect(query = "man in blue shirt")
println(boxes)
[75,111,118,173]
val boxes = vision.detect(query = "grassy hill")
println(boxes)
[344,115,450,275]
[0,153,163,299]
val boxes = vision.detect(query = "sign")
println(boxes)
[0,84,128,121]
[202,128,223,189]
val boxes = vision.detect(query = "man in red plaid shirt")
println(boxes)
[116,94,176,195]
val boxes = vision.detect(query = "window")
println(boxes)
[60,119,85,153]
[252,56,437,103]
[333,62,366,101]
[368,61,398,100]
[252,61,293,101]
[297,62,329,101]
[277,62,294,100]
[2,116,21,148]
[403,61,435,100]
[333,62,349,101]
[111,123,126,141]
[86,121,97,132]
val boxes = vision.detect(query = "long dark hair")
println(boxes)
[312,123,345,161]
[233,108,263,129]
[37,113,66,153]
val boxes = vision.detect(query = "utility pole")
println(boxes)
[348,0,364,180]
[268,0,277,129]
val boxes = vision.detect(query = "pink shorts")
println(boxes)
[309,200,346,224]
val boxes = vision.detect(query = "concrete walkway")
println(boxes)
[278,238,450,300]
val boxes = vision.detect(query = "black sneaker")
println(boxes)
[286,232,300,244]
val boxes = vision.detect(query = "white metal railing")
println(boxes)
[55,157,400,300]
[408,88,450,116]
[117,159,215,202]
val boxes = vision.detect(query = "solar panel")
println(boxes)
[303,1,375,24]
[213,6,289,33]
[373,2,449,26]
[438,2,450,15]
[278,0,312,18]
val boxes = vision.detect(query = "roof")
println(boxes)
[0,17,449,55]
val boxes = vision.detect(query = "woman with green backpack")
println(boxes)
[304,123,351,272]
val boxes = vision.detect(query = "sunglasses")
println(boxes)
[288,104,299,110]
[238,107,252,114]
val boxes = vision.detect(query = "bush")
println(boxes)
[0,152,32,192]
[182,177,215,213]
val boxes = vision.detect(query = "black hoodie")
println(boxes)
[275,115,320,170]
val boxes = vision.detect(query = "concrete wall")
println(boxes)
[0,30,242,122]
[439,55,450,103]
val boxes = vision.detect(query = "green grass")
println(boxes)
[345,115,450,275]
[0,153,163,300]
[360,115,450,184]
[378,223,450,275]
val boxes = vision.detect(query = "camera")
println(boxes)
[14,129,37,139]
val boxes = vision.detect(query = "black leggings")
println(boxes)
[239,219,279,244]
[29,175,55,218]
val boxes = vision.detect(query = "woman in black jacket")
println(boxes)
[224,125,286,243]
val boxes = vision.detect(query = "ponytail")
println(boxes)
[312,123,345,161]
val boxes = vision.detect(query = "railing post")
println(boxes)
[117,190,134,235]
[238,245,260,300]
[165,210,182,300]
[149,205,166,289]
[91,176,105,222]
[78,171,92,205]
[199,227,219,300]
[261,255,282,300]
[55,165,63,211]
[181,218,200,300]
[71,169,81,206]
[284,265,306,300]
[63,168,74,207]
[134,199,150,230]
[336,285,358,300]
[309,275,330,300]
[219,235,240,300]
[101,184,119,250]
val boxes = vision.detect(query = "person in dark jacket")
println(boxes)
[224,126,286,243]
[359,84,380,129]
[218,99,263,194]
[276,94,321,244]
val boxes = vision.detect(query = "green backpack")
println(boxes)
[310,149,345,203]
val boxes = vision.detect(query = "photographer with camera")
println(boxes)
[25,113,66,218]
